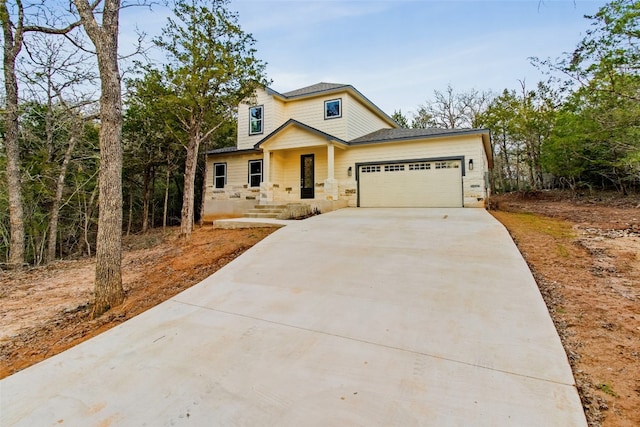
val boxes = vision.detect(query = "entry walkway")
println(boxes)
[1,208,586,426]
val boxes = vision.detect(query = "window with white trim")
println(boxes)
[249,105,263,135]
[248,160,262,188]
[214,163,226,189]
[324,98,342,119]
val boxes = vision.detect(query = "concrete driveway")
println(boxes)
[1,208,586,426]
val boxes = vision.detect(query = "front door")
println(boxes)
[300,154,315,199]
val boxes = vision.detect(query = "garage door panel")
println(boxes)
[359,160,462,208]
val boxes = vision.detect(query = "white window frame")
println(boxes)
[213,163,226,189]
[249,105,264,135]
[324,98,342,119]
[248,159,263,188]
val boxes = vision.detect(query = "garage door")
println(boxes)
[358,160,462,207]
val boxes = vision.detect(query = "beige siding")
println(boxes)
[260,125,331,151]
[332,134,488,207]
[238,88,393,150]
[269,147,328,201]
[205,152,263,201]
[283,96,347,140]
[345,94,393,141]
[237,88,286,150]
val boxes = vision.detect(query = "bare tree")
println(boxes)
[1,0,82,268]
[20,32,98,263]
[1,0,27,268]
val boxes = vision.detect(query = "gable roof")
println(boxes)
[266,82,398,128]
[254,118,348,149]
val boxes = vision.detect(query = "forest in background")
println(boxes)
[1,0,639,269]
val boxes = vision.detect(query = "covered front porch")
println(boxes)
[257,121,349,213]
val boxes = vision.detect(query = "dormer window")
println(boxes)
[249,105,263,135]
[324,99,342,119]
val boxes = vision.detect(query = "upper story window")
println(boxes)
[249,105,263,135]
[324,98,342,120]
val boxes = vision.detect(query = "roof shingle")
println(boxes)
[281,82,349,98]
[349,128,489,144]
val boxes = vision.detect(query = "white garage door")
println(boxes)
[359,160,462,207]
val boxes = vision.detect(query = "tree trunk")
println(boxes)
[142,166,151,233]
[150,166,156,229]
[163,158,171,232]
[126,190,133,236]
[46,132,79,263]
[1,1,26,268]
[75,0,124,318]
[180,124,201,238]
[198,150,208,227]
[82,184,98,257]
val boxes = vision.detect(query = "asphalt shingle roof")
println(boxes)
[349,128,488,144]
[207,146,259,155]
[281,82,349,98]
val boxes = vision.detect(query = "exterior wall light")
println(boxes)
[348,166,352,176]
[468,159,474,170]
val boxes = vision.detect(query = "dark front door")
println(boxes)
[300,154,315,199]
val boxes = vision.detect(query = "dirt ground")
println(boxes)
[0,226,275,379]
[490,191,639,427]
[1,193,638,427]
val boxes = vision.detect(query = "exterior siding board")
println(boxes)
[237,89,286,150]
[261,126,330,151]
[345,94,393,141]
[285,96,347,140]
[332,135,488,207]
[206,152,263,201]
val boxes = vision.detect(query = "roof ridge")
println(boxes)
[281,82,349,98]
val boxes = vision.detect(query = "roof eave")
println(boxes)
[206,148,261,156]
[254,119,348,149]
[269,84,397,129]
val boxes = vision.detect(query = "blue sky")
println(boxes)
[126,0,604,118]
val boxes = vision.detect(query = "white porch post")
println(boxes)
[324,143,338,201]
[327,143,335,180]
[260,149,273,203]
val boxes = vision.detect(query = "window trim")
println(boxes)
[324,98,342,120]
[248,159,263,188]
[249,105,264,136]
[213,162,227,189]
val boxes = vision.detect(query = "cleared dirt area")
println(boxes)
[491,191,639,427]
[0,226,275,379]
[1,193,638,427]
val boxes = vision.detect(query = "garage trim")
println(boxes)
[355,156,465,207]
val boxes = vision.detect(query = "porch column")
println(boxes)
[327,143,335,180]
[324,143,338,201]
[260,149,273,203]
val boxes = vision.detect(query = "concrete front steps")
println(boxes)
[244,203,312,220]
[244,205,288,219]
[213,203,313,229]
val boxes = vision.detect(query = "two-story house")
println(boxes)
[204,82,492,218]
